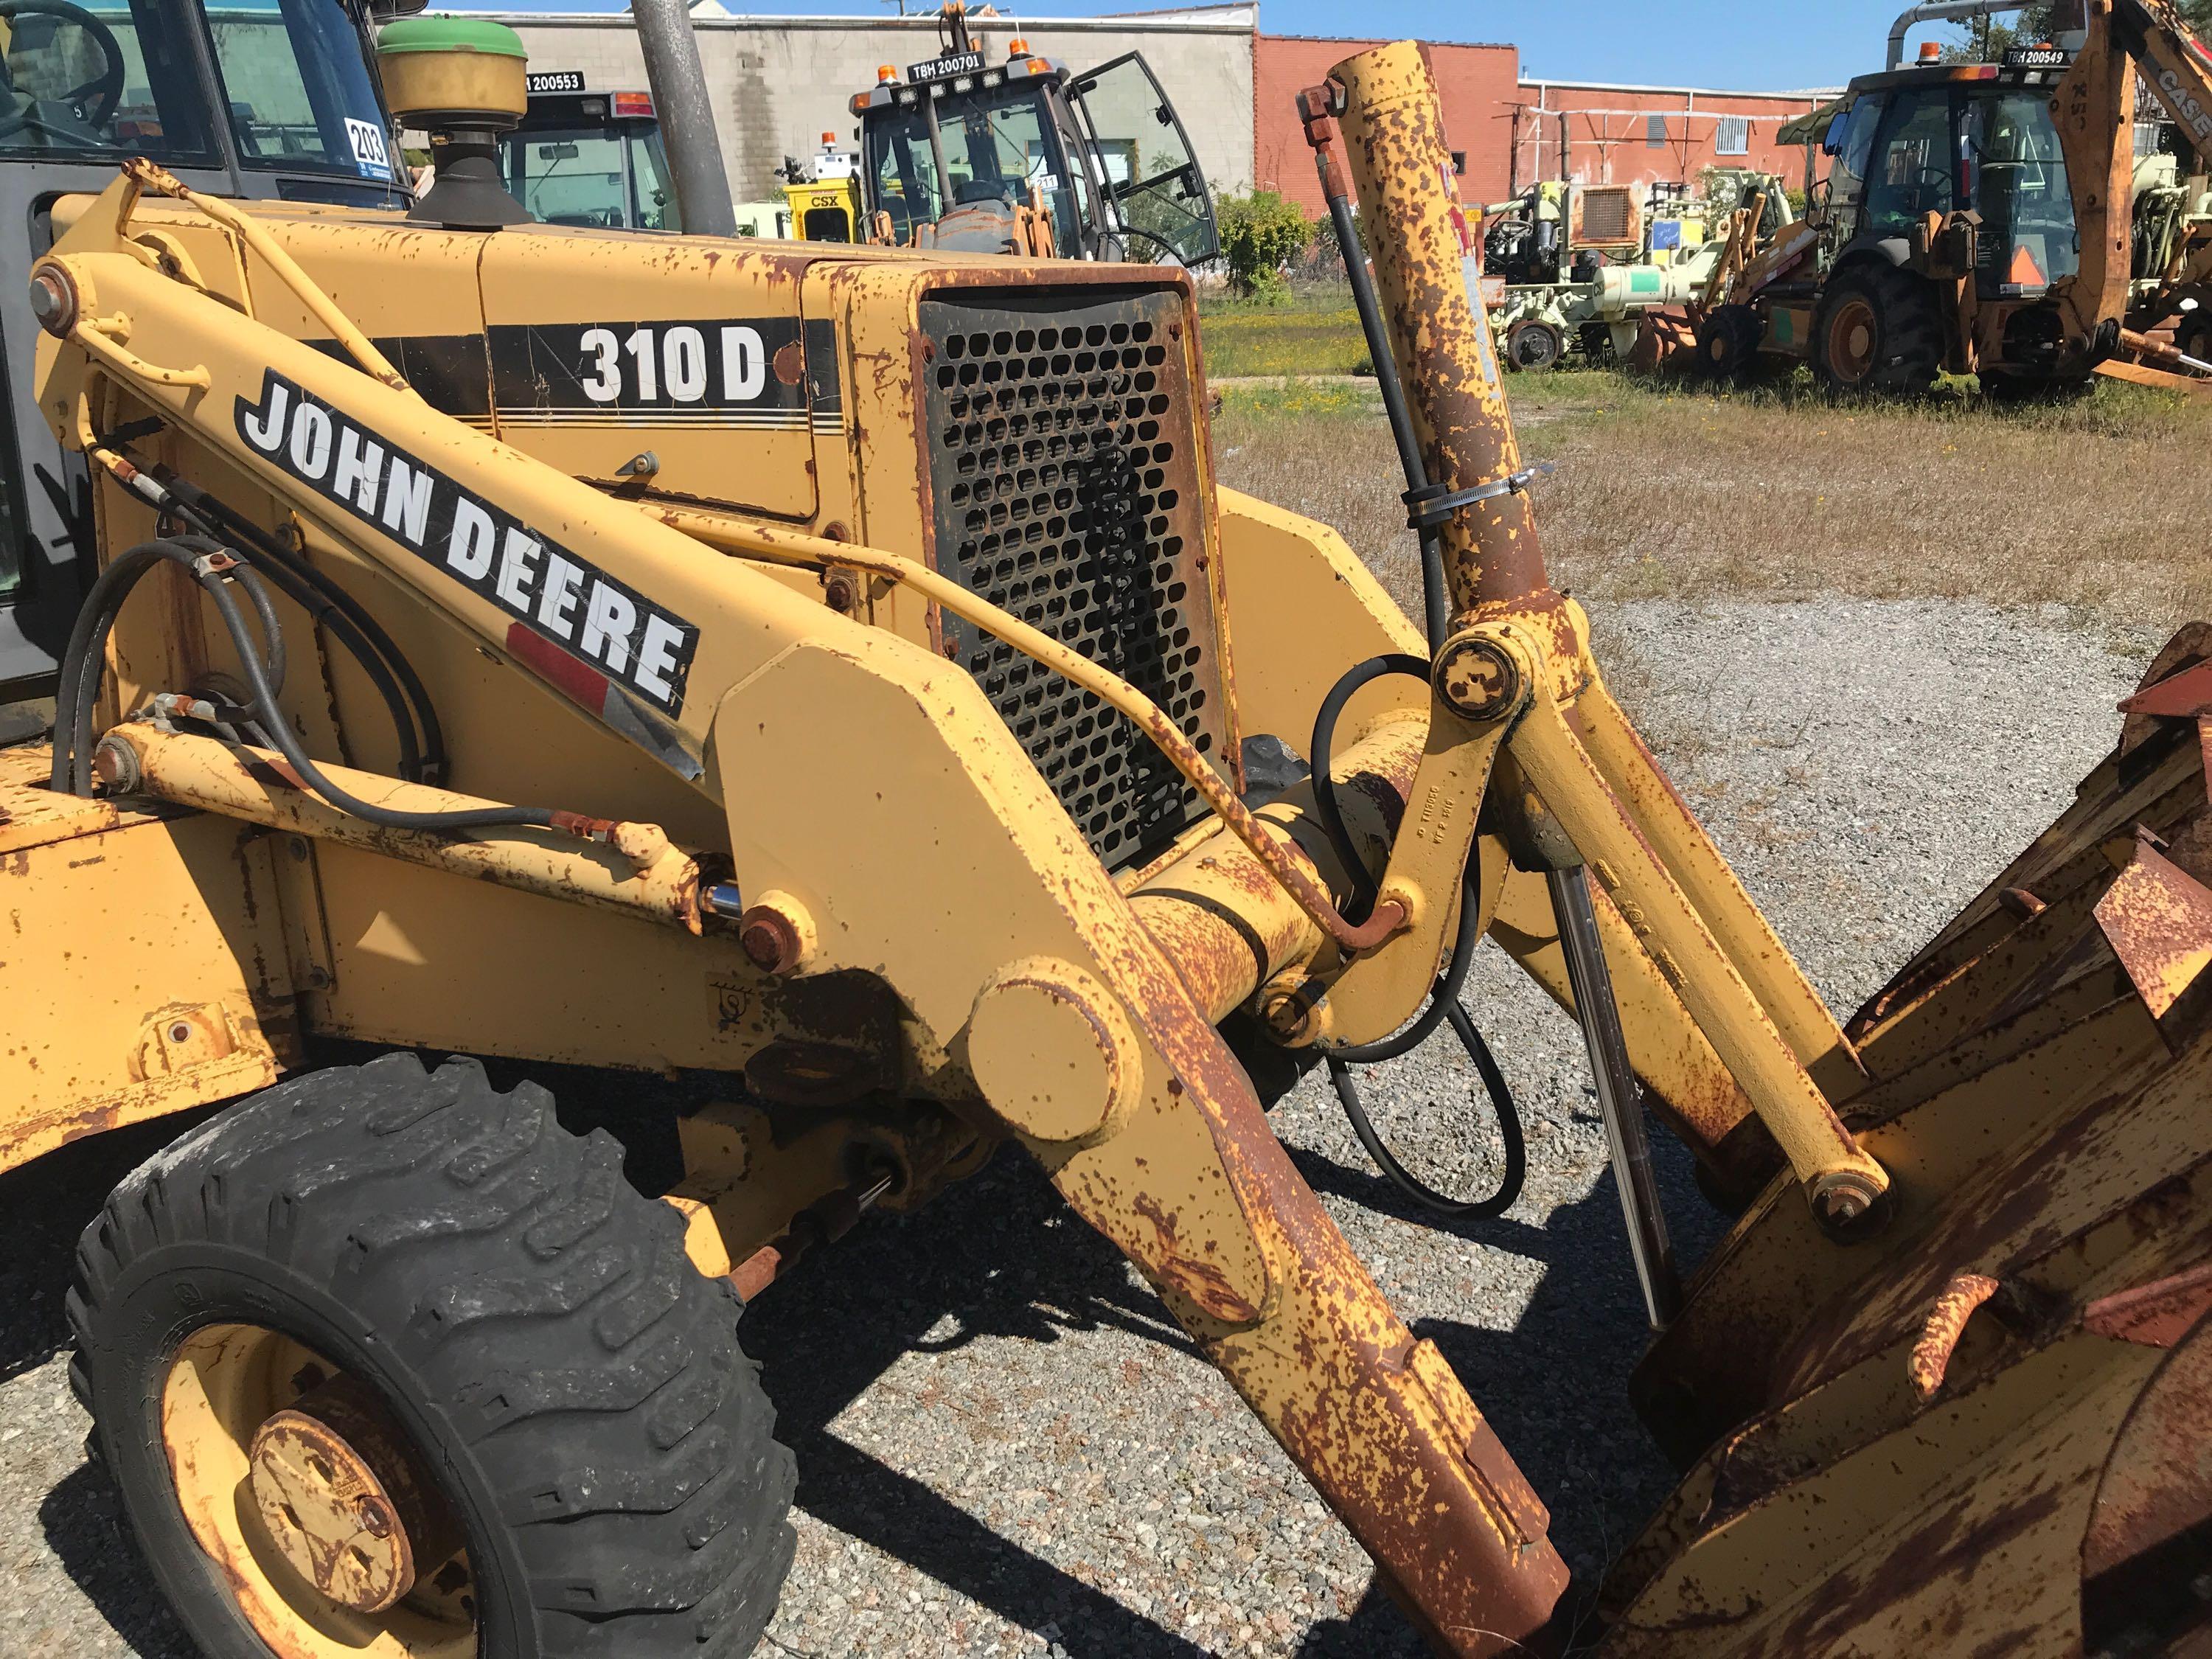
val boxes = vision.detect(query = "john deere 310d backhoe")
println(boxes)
[0,4,2206,1655]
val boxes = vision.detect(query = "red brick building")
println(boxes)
[1253,36,1520,212]
[1515,80,1836,195]
[1251,31,1834,216]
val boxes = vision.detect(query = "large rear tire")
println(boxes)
[1694,304,1767,384]
[69,1052,796,1659]
[1813,266,1942,395]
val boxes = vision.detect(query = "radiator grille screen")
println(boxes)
[917,288,1229,870]
[1573,186,1638,246]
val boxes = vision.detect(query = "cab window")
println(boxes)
[1865,89,1955,237]
[505,130,624,226]
[0,0,215,159]
[865,102,941,243]
[204,0,394,180]
[1966,88,2076,289]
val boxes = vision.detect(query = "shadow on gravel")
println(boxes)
[10,1056,1731,1659]
[745,1147,1217,1657]
[742,1098,1735,1657]
[39,1465,195,1658]
[0,1109,220,1385]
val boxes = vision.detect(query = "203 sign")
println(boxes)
[575,323,774,408]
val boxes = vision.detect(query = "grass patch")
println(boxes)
[1211,368,2212,636]
[1197,283,1370,380]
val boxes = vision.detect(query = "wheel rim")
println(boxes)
[1512,326,1559,371]
[162,1324,478,1658]
[1826,296,1879,384]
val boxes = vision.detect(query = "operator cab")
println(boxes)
[0,0,411,696]
[849,11,1217,265]
[495,76,678,232]
[1820,44,2080,302]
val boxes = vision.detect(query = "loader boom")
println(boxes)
[2,13,2208,1659]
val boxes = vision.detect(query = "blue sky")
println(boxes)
[478,0,1978,91]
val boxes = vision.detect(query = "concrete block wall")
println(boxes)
[488,10,1258,208]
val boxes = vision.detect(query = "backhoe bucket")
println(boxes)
[1630,309,1700,375]
[1600,628,2212,1655]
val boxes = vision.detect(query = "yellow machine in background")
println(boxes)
[783,173,862,242]
[0,6,2206,1657]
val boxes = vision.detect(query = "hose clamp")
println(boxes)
[1402,461,1557,532]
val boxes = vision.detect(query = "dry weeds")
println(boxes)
[1209,375,2212,638]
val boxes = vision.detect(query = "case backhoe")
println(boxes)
[0,7,2208,1658]
[1697,0,2212,395]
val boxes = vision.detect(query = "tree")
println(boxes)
[1944,1,2212,60]
[1215,189,1312,304]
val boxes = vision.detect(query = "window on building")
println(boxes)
[1450,149,1466,174]
[1716,115,1750,156]
[1646,114,1667,148]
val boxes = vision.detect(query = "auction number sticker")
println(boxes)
[345,118,393,180]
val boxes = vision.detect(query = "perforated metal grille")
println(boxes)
[917,288,1230,871]
[1573,185,1637,246]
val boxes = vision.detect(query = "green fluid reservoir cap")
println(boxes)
[377,15,528,56]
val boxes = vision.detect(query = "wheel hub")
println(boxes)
[248,1392,419,1613]
[1829,298,1878,382]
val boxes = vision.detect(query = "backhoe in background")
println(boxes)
[847,0,1218,263]
[1691,0,2212,395]
[0,3,2207,1657]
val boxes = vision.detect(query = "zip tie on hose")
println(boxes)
[1402,461,1557,533]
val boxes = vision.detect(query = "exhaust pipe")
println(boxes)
[1887,1,2028,68]
[632,0,738,237]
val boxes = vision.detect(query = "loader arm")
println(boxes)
[9,16,2212,1656]
[29,166,1574,1651]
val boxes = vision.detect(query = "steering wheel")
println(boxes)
[0,0,128,139]
[1902,164,1955,212]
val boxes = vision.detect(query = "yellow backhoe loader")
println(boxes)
[0,4,2206,1656]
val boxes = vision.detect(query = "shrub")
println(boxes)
[1218,189,1313,304]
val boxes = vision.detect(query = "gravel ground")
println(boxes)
[0,596,2157,1658]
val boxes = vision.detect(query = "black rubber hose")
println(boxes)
[51,542,173,792]
[1302,652,1527,1214]
[189,556,560,833]
[143,465,440,782]
[1308,652,1430,917]
[54,538,283,796]
[1327,1000,1526,1219]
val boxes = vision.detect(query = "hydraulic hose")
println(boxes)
[1328,1002,1526,1219]
[94,447,442,783]
[51,538,282,796]
[1304,653,1526,1213]
[145,462,447,779]
[188,557,557,832]
[58,535,560,835]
